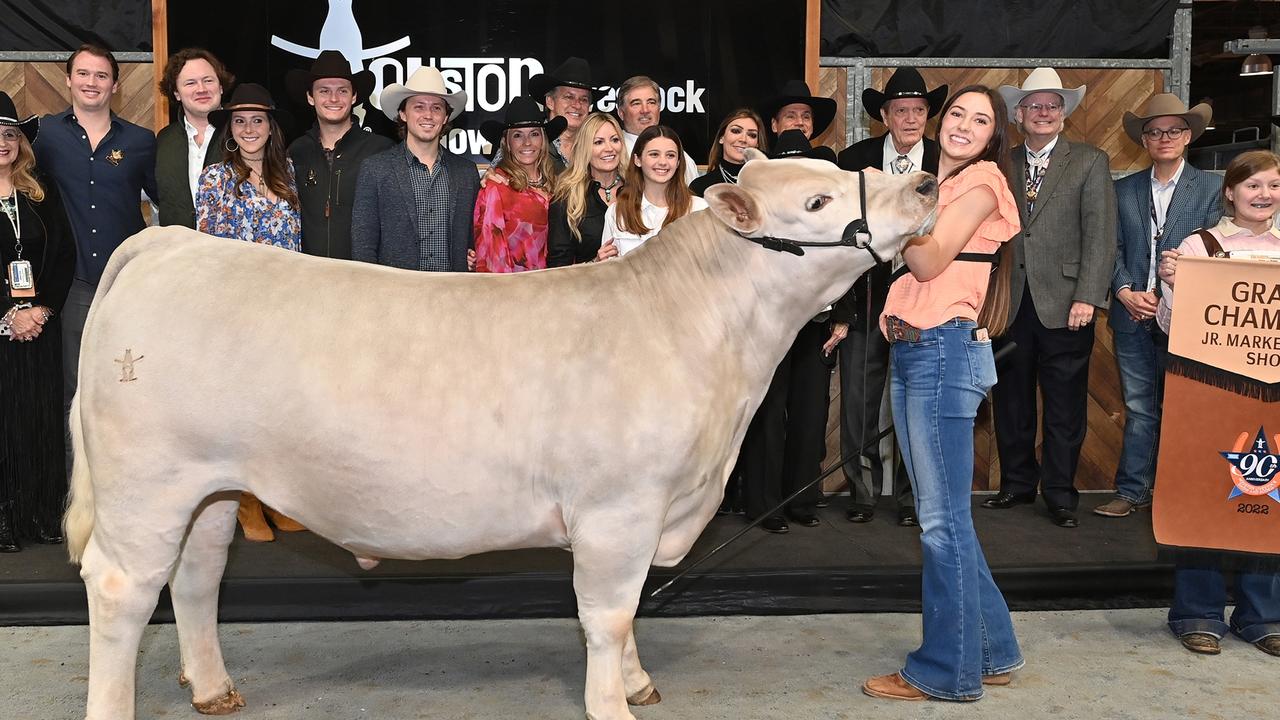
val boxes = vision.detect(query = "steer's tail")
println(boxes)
[63,227,173,564]
[63,392,93,564]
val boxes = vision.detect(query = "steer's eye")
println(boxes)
[806,195,832,212]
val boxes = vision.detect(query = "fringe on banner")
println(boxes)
[1166,355,1280,402]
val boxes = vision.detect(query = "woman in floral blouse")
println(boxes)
[196,83,301,251]
[474,96,565,273]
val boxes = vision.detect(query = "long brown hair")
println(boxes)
[706,108,768,172]
[1221,149,1280,217]
[552,112,623,241]
[937,85,1014,336]
[494,125,560,193]
[222,112,299,209]
[616,125,693,235]
[3,132,45,203]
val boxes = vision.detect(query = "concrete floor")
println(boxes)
[3,609,1274,719]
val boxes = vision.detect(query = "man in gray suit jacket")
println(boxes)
[1099,94,1220,518]
[985,68,1117,529]
[352,67,478,272]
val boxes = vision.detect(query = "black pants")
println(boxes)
[991,287,1093,510]
[61,279,95,476]
[741,321,831,519]
[838,322,913,512]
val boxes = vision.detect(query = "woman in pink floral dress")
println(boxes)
[473,96,565,272]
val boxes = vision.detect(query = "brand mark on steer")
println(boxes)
[114,349,144,383]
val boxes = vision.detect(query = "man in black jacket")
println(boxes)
[287,51,393,260]
[834,67,947,527]
[155,48,231,228]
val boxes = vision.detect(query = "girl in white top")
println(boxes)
[598,125,707,259]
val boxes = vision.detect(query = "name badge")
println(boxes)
[8,259,35,298]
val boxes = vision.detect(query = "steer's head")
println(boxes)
[704,150,937,266]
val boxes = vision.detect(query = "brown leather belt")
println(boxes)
[884,315,923,344]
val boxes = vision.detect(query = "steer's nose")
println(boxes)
[915,177,938,197]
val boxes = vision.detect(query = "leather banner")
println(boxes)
[1154,257,1280,555]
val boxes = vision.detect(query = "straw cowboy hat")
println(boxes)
[528,57,596,100]
[998,67,1086,118]
[379,67,468,122]
[1122,93,1212,144]
[480,95,567,159]
[0,92,38,144]
[862,67,948,121]
[285,50,376,105]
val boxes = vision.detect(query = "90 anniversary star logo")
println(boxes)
[1219,427,1280,502]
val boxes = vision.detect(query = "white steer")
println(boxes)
[64,152,937,720]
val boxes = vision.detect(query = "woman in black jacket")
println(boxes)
[546,112,626,267]
[0,92,76,551]
[689,108,767,197]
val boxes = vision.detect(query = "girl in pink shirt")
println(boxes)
[864,86,1023,702]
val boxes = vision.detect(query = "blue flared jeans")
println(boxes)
[890,319,1024,700]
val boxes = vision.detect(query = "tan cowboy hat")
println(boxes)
[379,67,468,122]
[997,67,1086,118]
[1122,93,1212,144]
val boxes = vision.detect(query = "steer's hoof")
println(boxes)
[192,688,245,715]
[627,685,662,706]
[178,671,189,688]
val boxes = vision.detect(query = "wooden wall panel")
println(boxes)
[0,62,156,131]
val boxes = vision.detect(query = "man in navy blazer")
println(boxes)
[352,67,478,272]
[1100,94,1220,518]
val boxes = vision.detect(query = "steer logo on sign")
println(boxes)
[1220,427,1280,502]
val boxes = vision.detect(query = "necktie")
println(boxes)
[892,154,912,174]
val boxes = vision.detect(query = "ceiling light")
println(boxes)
[1241,53,1273,77]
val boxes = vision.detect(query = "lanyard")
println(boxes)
[1,190,21,258]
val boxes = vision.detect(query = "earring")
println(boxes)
[224,136,239,153]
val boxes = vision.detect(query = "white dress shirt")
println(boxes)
[1147,159,1185,291]
[623,129,701,186]
[881,135,925,174]
[184,116,216,204]
[602,194,709,255]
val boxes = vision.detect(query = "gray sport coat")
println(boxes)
[1007,139,1117,328]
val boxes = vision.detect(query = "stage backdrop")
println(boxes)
[167,0,808,163]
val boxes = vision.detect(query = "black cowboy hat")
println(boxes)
[758,80,837,139]
[209,83,292,130]
[768,129,837,163]
[0,91,38,144]
[480,95,568,159]
[528,57,596,100]
[285,50,376,106]
[862,67,948,121]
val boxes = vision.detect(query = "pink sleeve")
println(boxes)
[949,162,1021,244]
[474,184,512,273]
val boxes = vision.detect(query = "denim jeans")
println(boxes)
[1169,566,1280,643]
[890,319,1023,700]
[1112,323,1168,504]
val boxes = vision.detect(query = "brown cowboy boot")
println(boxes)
[265,506,306,532]
[237,493,275,542]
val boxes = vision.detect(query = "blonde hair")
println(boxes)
[552,113,623,241]
[495,126,561,193]
[6,132,45,203]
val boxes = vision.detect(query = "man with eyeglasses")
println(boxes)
[1099,94,1219,519]
[984,69,1116,529]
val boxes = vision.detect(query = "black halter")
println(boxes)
[734,170,891,265]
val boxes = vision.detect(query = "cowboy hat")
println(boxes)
[480,95,567,159]
[1123,93,1212,144]
[285,50,376,106]
[208,83,292,130]
[768,129,837,163]
[997,67,1086,118]
[528,57,596,100]
[379,67,468,122]
[862,67,948,121]
[0,92,38,144]
[758,80,837,139]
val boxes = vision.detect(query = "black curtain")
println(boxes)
[822,0,1181,59]
[0,0,151,51]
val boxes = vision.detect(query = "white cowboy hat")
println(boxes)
[379,67,468,122]
[997,67,1086,118]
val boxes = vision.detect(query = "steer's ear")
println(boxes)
[742,148,767,164]
[705,184,764,235]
